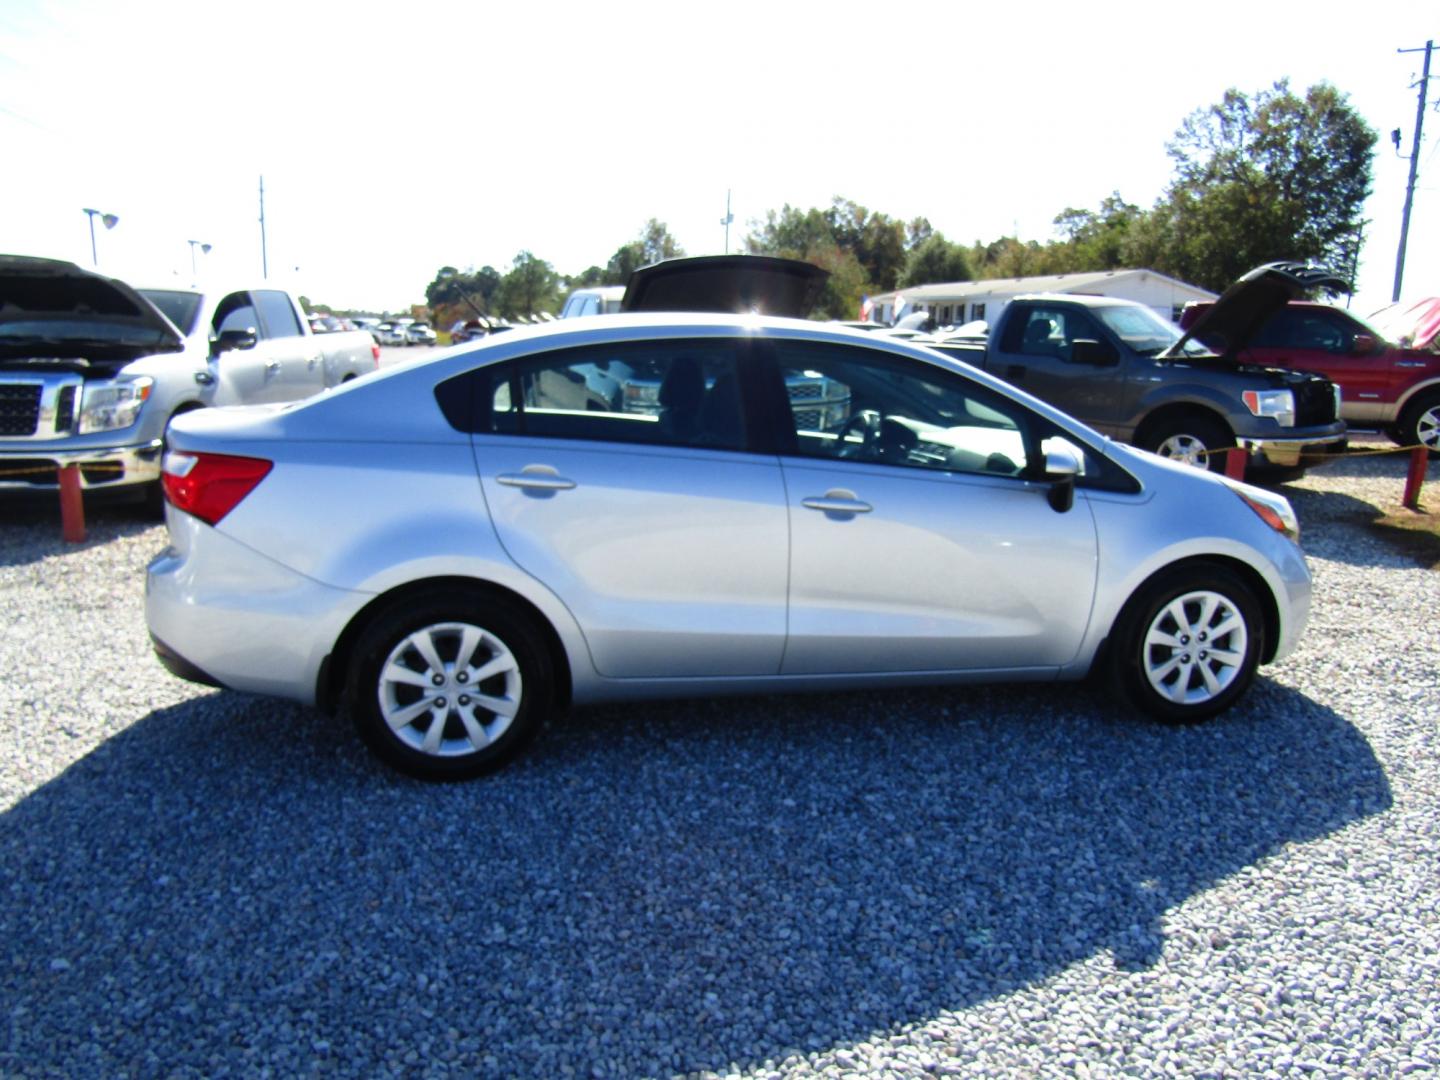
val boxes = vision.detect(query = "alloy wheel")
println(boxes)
[1141,590,1248,706]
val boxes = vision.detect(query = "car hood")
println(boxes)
[1162,261,1350,361]
[1372,297,1440,352]
[0,254,185,362]
[620,255,829,317]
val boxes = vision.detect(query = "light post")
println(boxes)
[82,208,119,266]
[187,239,212,279]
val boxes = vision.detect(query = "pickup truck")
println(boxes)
[0,255,378,500]
[1179,297,1440,451]
[925,262,1348,471]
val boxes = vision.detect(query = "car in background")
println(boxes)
[406,321,438,347]
[148,255,1311,780]
[559,285,625,318]
[1180,294,1440,449]
[373,323,407,347]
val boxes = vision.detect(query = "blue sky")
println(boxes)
[1,0,1434,315]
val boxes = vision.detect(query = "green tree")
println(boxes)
[496,251,560,318]
[899,232,973,287]
[1151,81,1375,291]
[602,219,686,284]
[1050,192,1144,272]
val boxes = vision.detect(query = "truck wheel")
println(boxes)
[1107,563,1263,723]
[1397,391,1440,455]
[346,588,554,780]
[1141,414,1229,472]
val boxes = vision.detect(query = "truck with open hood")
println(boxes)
[923,262,1348,472]
[0,256,379,501]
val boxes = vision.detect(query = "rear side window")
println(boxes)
[253,290,304,339]
[488,342,747,451]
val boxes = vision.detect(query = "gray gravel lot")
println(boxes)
[1,448,1437,1077]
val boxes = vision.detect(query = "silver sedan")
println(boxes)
[146,314,1311,779]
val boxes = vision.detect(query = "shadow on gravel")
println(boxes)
[0,496,160,569]
[0,679,1390,1076]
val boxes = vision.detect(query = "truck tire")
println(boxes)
[1140,414,1229,472]
[1396,391,1440,455]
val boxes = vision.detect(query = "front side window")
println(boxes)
[212,292,258,337]
[773,342,1034,478]
[486,341,747,451]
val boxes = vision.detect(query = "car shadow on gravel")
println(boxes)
[0,496,160,569]
[1280,483,1439,570]
[0,679,1390,1076]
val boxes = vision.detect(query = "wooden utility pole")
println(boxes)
[1393,40,1433,302]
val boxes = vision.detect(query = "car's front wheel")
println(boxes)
[1107,564,1263,722]
[1396,390,1440,456]
[1141,414,1230,472]
[347,589,553,779]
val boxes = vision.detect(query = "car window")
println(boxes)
[212,292,258,337]
[1002,306,1105,360]
[253,290,304,339]
[486,341,747,451]
[772,342,1035,478]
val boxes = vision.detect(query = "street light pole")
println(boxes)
[82,208,119,266]
[719,189,734,254]
[188,239,212,279]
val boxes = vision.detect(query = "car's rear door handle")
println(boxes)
[265,360,281,374]
[802,488,872,514]
[497,465,576,491]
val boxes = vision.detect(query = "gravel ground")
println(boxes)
[1,449,1436,1077]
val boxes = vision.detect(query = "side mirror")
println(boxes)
[1069,338,1119,366]
[213,328,258,355]
[1042,445,1081,513]
[1351,332,1379,356]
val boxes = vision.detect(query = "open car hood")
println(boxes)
[621,255,829,317]
[1162,261,1350,361]
[1371,297,1440,352]
[0,254,186,361]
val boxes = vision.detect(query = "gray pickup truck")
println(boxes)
[926,264,1348,471]
[0,256,378,501]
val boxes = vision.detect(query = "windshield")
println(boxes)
[1094,304,1210,358]
[139,289,202,336]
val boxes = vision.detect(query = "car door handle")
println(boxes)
[802,489,872,514]
[497,466,577,491]
[265,360,281,374]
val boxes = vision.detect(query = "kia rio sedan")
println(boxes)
[146,314,1310,780]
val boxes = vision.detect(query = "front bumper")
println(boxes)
[0,438,162,491]
[1246,427,1348,468]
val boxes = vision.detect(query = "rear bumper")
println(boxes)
[0,439,162,490]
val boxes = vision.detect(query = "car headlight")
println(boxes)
[1241,388,1295,428]
[1218,474,1300,542]
[78,377,153,433]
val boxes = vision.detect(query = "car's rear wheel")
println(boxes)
[347,589,553,779]
[1141,414,1229,472]
[1107,565,1263,722]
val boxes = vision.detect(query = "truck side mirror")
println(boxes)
[213,328,259,355]
[1351,332,1379,356]
[1042,445,1081,512]
[1069,338,1119,366]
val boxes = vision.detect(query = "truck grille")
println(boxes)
[1294,378,1339,426]
[0,384,42,436]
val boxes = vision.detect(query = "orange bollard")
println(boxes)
[1403,446,1429,511]
[1224,447,1247,480]
[58,464,86,543]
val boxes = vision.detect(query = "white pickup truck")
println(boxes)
[0,255,379,500]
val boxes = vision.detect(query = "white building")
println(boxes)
[871,269,1217,328]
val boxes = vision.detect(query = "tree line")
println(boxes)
[423,80,1374,326]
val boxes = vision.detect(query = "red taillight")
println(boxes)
[162,451,273,525]
[371,342,381,367]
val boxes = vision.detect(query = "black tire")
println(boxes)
[1139,413,1230,472]
[346,588,554,780]
[1107,564,1263,723]
[1396,391,1440,456]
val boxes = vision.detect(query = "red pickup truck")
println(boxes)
[1179,297,1440,450]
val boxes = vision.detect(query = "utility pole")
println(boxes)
[259,175,269,280]
[719,189,734,254]
[1393,39,1433,302]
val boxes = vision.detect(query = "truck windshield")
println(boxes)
[1095,305,1210,358]
[139,289,202,336]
